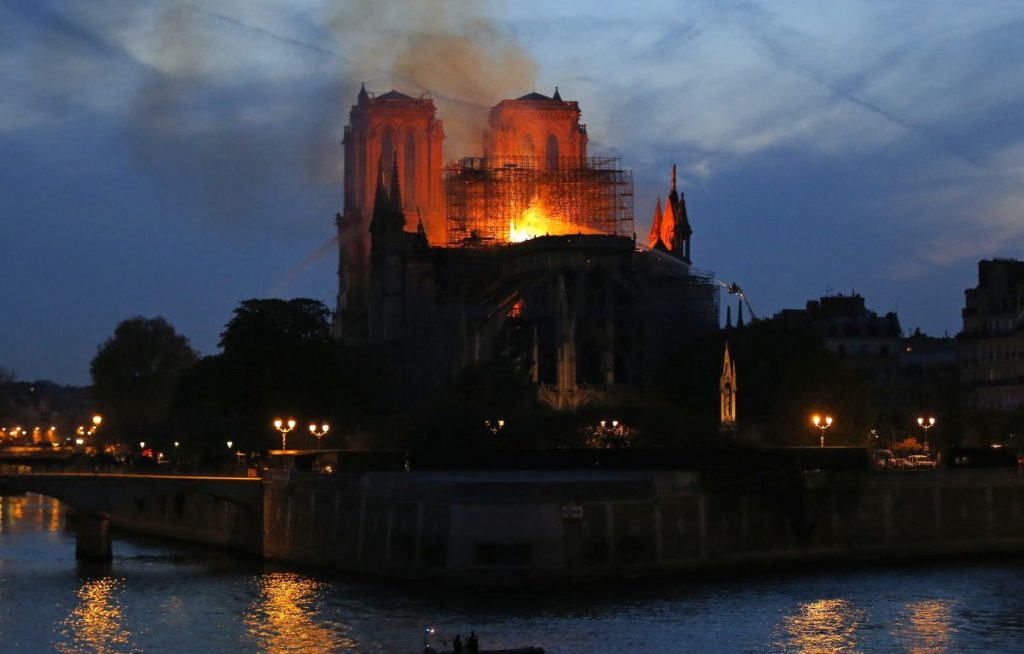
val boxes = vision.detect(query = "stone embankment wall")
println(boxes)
[111,484,263,556]
[261,468,1024,586]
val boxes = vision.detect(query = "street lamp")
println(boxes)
[484,419,505,436]
[917,416,936,451]
[226,440,233,450]
[812,414,833,448]
[273,418,296,450]
[308,423,330,449]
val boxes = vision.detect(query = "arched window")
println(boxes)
[546,134,559,170]
[403,131,417,210]
[522,133,535,160]
[379,128,395,185]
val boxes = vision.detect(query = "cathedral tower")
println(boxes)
[483,88,587,167]
[335,86,444,342]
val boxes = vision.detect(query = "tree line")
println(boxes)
[76,298,1020,462]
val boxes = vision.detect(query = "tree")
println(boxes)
[90,317,198,444]
[0,366,15,422]
[172,298,394,456]
[219,298,332,355]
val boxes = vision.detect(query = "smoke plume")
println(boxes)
[327,0,537,160]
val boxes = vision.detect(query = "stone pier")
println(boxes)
[74,513,112,561]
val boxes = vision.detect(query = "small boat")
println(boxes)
[431,650,543,654]
[428,648,544,654]
[420,627,544,654]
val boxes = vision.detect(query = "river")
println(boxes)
[2,493,1024,653]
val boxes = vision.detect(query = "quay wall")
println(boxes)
[261,468,1024,586]
[109,485,263,556]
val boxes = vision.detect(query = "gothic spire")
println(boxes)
[389,153,406,230]
[371,154,388,226]
[648,197,664,250]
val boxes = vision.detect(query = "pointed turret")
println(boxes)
[553,86,562,101]
[725,305,733,329]
[357,82,369,104]
[673,164,693,264]
[648,198,664,250]
[720,340,737,429]
[370,155,388,235]
[668,164,679,209]
[388,153,406,230]
[660,191,676,252]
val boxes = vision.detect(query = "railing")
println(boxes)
[0,462,261,478]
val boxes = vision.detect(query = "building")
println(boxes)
[960,258,1024,410]
[335,86,445,342]
[773,293,902,386]
[334,88,720,406]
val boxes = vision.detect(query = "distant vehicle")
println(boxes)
[890,456,910,469]
[872,450,894,469]
[906,454,936,469]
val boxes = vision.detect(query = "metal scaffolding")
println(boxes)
[445,156,634,247]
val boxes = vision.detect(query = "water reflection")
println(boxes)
[245,572,355,653]
[55,577,134,653]
[777,598,864,653]
[893,600,954,654]
[0,495,63,534]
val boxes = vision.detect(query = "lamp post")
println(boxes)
[917,416,936,451]
[308,423,330,449]
[273,418,296,450]
[484,419,505,436]
[812,414,833,448]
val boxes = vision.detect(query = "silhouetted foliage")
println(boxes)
[219,298,332,354]
[0,366,14,419]
[651,319,876,447]
[172,298,394,459]
[90,317,198,445]
[409,356,542,452]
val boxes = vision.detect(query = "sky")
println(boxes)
[2,0,1024,386]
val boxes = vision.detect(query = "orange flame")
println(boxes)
[509,197,599,243]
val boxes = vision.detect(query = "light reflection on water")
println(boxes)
[777,598,865,653]
[55,578,134,654]
[2,494,1024,653]
[245,572,356,653]
[897,600,954,654]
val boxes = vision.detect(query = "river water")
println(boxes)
[3,493,1024,653]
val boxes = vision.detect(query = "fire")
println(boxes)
[509,197,599,243]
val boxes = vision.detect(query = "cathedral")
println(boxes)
[334,86,719,407]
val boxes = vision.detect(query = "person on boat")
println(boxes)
[453,634,463,653]
[467,631,478,653]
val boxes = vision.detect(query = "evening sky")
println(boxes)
[2,0,1023,384]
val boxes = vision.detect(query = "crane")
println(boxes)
[722,281,758,322]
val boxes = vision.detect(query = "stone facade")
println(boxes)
[960,258,1024,410]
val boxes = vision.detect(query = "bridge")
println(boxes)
[0,470,263,560]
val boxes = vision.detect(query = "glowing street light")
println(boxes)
[308,423,330,449]
[917,416,936,451]
[484,419,506,436]
[812,414,833,448]
[273,418,297,449]
[226,440,233,450]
